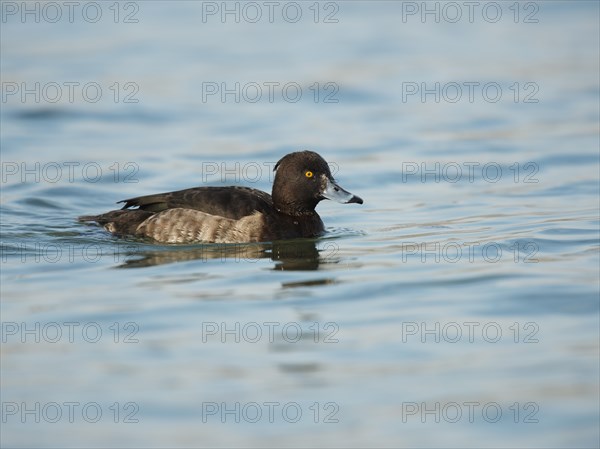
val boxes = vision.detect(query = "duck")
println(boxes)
[79,151,363,243]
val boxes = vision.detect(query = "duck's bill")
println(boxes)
[322,178,363,204]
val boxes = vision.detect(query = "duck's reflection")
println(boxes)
[115,239,339,272]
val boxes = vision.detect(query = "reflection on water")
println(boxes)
[115,239,327,272]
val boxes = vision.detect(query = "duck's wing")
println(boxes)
[118,186,273,220]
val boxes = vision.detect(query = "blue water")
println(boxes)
[1,1,599,447]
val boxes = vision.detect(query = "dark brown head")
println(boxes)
[272,151,363,216]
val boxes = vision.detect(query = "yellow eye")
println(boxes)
[305,171,313,178]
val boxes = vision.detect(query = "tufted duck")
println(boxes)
[79,151,363,243]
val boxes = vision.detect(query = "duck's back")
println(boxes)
[120,186,274,219]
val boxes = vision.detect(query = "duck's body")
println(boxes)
[79,151,362,244]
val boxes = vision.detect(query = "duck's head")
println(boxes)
[272,150,363,216]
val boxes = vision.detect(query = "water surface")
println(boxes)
[1,1,599,447]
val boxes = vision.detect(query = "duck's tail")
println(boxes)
[78,210,154,236]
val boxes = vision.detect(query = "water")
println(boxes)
[1,1,599,447]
